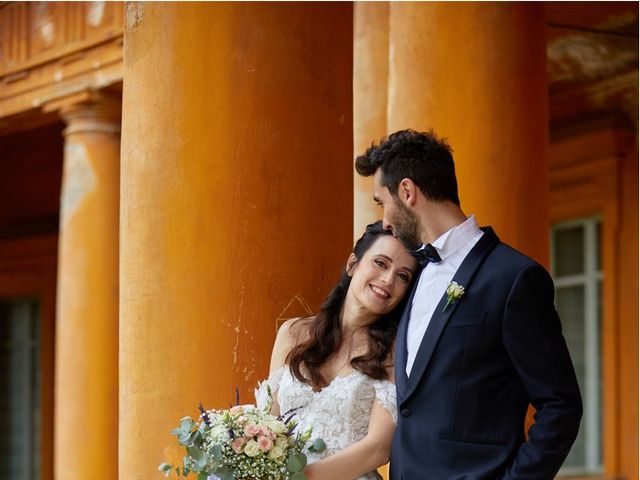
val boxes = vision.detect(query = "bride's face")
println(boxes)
[346,235,417,316]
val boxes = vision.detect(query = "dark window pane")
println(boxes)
[0,299,41,479]
[31,302,40,341]
[554,226,585,277]
[0,347,26,478]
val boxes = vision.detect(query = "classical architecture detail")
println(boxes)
[547,13,638,129]
[0,2,123,131]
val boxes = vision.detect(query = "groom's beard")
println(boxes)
[391,197,422,251]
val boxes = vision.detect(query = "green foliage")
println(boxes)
[286,452,307,472]
[308,438,326,453]
[214,465,235,480]
[160,402,322,479]
[210,444,223,460]
[158,463,173,477]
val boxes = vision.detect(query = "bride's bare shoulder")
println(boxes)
[269,316,315,372]
[282,316,314,340]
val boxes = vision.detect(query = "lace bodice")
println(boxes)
[255,367,397,480]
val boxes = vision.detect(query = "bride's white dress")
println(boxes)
[255,367,398,480]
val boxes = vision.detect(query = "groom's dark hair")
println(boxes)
[355,129,460,206]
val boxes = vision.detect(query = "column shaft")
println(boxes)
[120,3,353,477]
[54,98,120,480]
[353,2,389,239]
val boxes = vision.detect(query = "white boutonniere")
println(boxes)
[443,281,465,311]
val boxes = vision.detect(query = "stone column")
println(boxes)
[387,3,549,263]
[119,3,353,477]
[52,93,120,480]
[353,2,389,240]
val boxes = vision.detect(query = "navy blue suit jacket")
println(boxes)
[390,227,582,480]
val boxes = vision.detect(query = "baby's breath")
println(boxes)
[159,389,324,479]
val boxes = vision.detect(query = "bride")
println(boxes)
[256,221,418,480]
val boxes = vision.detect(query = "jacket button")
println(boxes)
[401,407,411,417]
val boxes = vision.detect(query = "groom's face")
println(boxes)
[373,170,423,251]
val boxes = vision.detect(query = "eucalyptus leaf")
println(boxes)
[287,453,306,472]
[294,453,307,469]
[188,429,202,444]
[210,444,223,460]
[180,417,195,431]
[182,456,192,475]
[187,445,205,462]
[197,473,208,480]
[290,472,306,480]
[158,463,173,477]
[214,466,235,480]
[214,465,230,476]
[178,432,192,446]
[309,438,326,453]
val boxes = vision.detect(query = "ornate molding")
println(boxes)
[0,2,123,76]
[547,12,638,130]
[0,2,123,125]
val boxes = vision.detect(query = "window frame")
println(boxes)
[551,216,603,476]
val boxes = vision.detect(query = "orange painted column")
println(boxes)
[618,141,638,480]
[387,3,549,264]
[54,96,120,480]
[353,2,389,240]
[119,3,352,477]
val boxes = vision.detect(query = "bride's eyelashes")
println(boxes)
[373,258,387,269]
[397,271,411,283]
[373,257,411,284]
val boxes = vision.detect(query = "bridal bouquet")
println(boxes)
[159,387,325,480]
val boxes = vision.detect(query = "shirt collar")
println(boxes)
[429,215,481,261]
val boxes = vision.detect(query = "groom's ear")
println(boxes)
[346,253,358,276]
[398,178,418,206]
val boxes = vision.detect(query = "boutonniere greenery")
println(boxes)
[443,281,465,311]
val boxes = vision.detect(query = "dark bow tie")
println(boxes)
[412,243,442,267]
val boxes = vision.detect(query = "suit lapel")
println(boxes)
[394,278,421,395]
[401,227,500,403]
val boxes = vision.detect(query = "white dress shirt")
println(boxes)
[405,215,484,376]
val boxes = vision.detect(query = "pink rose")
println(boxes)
[231,437,246,453]
[229,406,243,416]
[256,425,268,436]
[257,436,273,452]
[267,430,276,441]
[244,424,260,437]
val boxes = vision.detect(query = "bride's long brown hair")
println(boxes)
[286,221,413,388]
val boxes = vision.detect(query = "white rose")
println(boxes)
[244,439,261,457]
[268,446,285,462]
[447,282,464,298]
[266,420,288,434]
[275,437,289,449]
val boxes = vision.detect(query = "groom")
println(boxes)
[356,130,582,479]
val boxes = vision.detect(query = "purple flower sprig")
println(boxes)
[198,403,211,427]
[279,405,303,435]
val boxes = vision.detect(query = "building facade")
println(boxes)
[0,2,637,479]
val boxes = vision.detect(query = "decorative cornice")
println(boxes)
[0,2,123,124]
[43,90,121,136]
